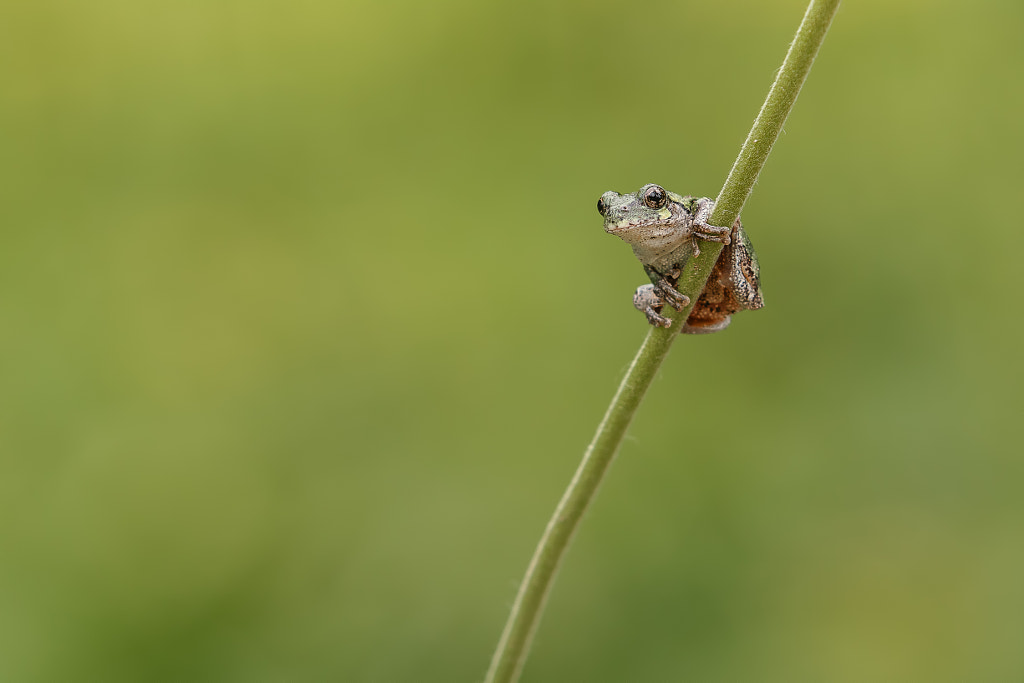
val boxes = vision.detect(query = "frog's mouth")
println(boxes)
[603,207,675,235]
[603,215,673,237]
[603,217,646,234]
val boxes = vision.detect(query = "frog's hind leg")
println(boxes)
[682,316,732,335]
[727,227,765,311]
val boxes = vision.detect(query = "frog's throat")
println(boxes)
[628,235,693,273]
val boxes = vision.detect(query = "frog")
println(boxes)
[598,183,764,333]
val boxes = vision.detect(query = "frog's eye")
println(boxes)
[643,186,667,209]
[597,198,607,215]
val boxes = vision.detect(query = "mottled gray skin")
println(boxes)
[598,183,764,333]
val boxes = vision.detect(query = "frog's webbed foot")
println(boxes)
[633,285,672,328]
[692,198,732,245]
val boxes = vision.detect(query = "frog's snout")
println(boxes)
[597,191,618,217]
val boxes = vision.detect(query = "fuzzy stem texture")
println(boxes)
[484,2,840,681]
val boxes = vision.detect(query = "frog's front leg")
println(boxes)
[633,285,672,328]
[691,198,733,245]
[644,265,690,311]
[634,266,689,327]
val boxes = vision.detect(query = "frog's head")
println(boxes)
[598,183,685,239]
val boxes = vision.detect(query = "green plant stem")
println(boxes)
[484,2,839,681]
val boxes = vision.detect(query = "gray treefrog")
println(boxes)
[598,183,764,333]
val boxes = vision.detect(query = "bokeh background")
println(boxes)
[2,0,1023,680]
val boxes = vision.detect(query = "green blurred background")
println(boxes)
[2,0,1023,680]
